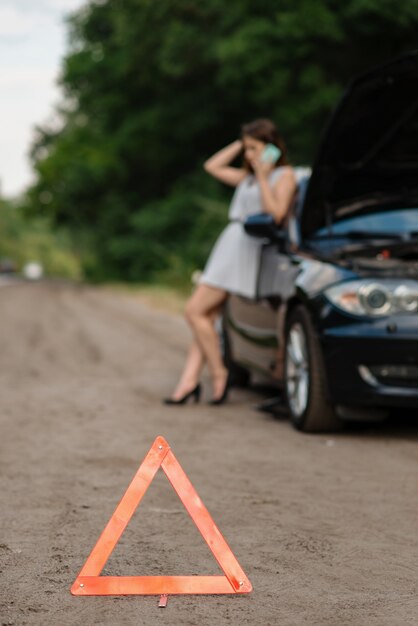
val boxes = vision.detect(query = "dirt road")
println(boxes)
[1,282,417,626]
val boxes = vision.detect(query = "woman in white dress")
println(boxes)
[164,119,297,405]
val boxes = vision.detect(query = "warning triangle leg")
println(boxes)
[76,438,169,577]
[162,449,251,592]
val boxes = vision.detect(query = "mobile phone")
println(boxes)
[261,143,282,164]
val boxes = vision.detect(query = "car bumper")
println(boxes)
[321,326,418,408]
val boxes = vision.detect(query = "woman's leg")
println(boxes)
[170,339,204,400]
[168,308,220,400]
[185,284,229,401]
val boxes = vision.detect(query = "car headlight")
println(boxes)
[324,279,418,316]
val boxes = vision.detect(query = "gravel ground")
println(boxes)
[1,282,418,626]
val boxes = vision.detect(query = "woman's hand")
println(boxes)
[251,155,275,179]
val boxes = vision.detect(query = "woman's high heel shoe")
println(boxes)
[163,383,201,405]
[208,373,231,406]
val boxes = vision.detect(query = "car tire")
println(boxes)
[220,320,251,388]
[284,306,342,432]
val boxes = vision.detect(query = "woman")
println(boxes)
[164,118,297,405]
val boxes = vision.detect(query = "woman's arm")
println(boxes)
[256,166,297,223]
[203,140,247,187]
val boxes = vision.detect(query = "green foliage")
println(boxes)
[26,0,418,282]
[0,199,82,279]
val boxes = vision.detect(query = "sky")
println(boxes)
[0,0,86,198]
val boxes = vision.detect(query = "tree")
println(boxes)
[28,0,418,281]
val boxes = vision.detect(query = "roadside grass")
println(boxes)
[105,282,191,315]
[0,201,83,280]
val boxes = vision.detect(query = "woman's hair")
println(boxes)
[241,118,289,171]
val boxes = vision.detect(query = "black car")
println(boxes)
[223,52,418,432]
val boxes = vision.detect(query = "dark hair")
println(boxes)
[241,118,289,171]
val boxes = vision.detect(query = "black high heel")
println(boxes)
[208,373,231,406]
[163,383,201,405]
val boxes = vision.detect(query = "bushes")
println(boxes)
[0,199,82,279]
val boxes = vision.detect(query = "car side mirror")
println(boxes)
[244,213,286,248]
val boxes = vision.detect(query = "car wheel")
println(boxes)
[284,306,342,432]
[220,319,251,388]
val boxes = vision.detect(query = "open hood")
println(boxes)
[301,51,418,238]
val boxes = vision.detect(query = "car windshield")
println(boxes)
[313,208,418,238]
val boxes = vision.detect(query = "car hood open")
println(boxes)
[301,51,418,238]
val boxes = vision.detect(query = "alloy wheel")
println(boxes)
[285,322,309,417]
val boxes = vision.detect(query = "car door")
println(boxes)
[225,240,300,380]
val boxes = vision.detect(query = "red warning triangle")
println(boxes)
[71,436,252,596]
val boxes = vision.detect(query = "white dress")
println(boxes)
[199,168,284,298]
